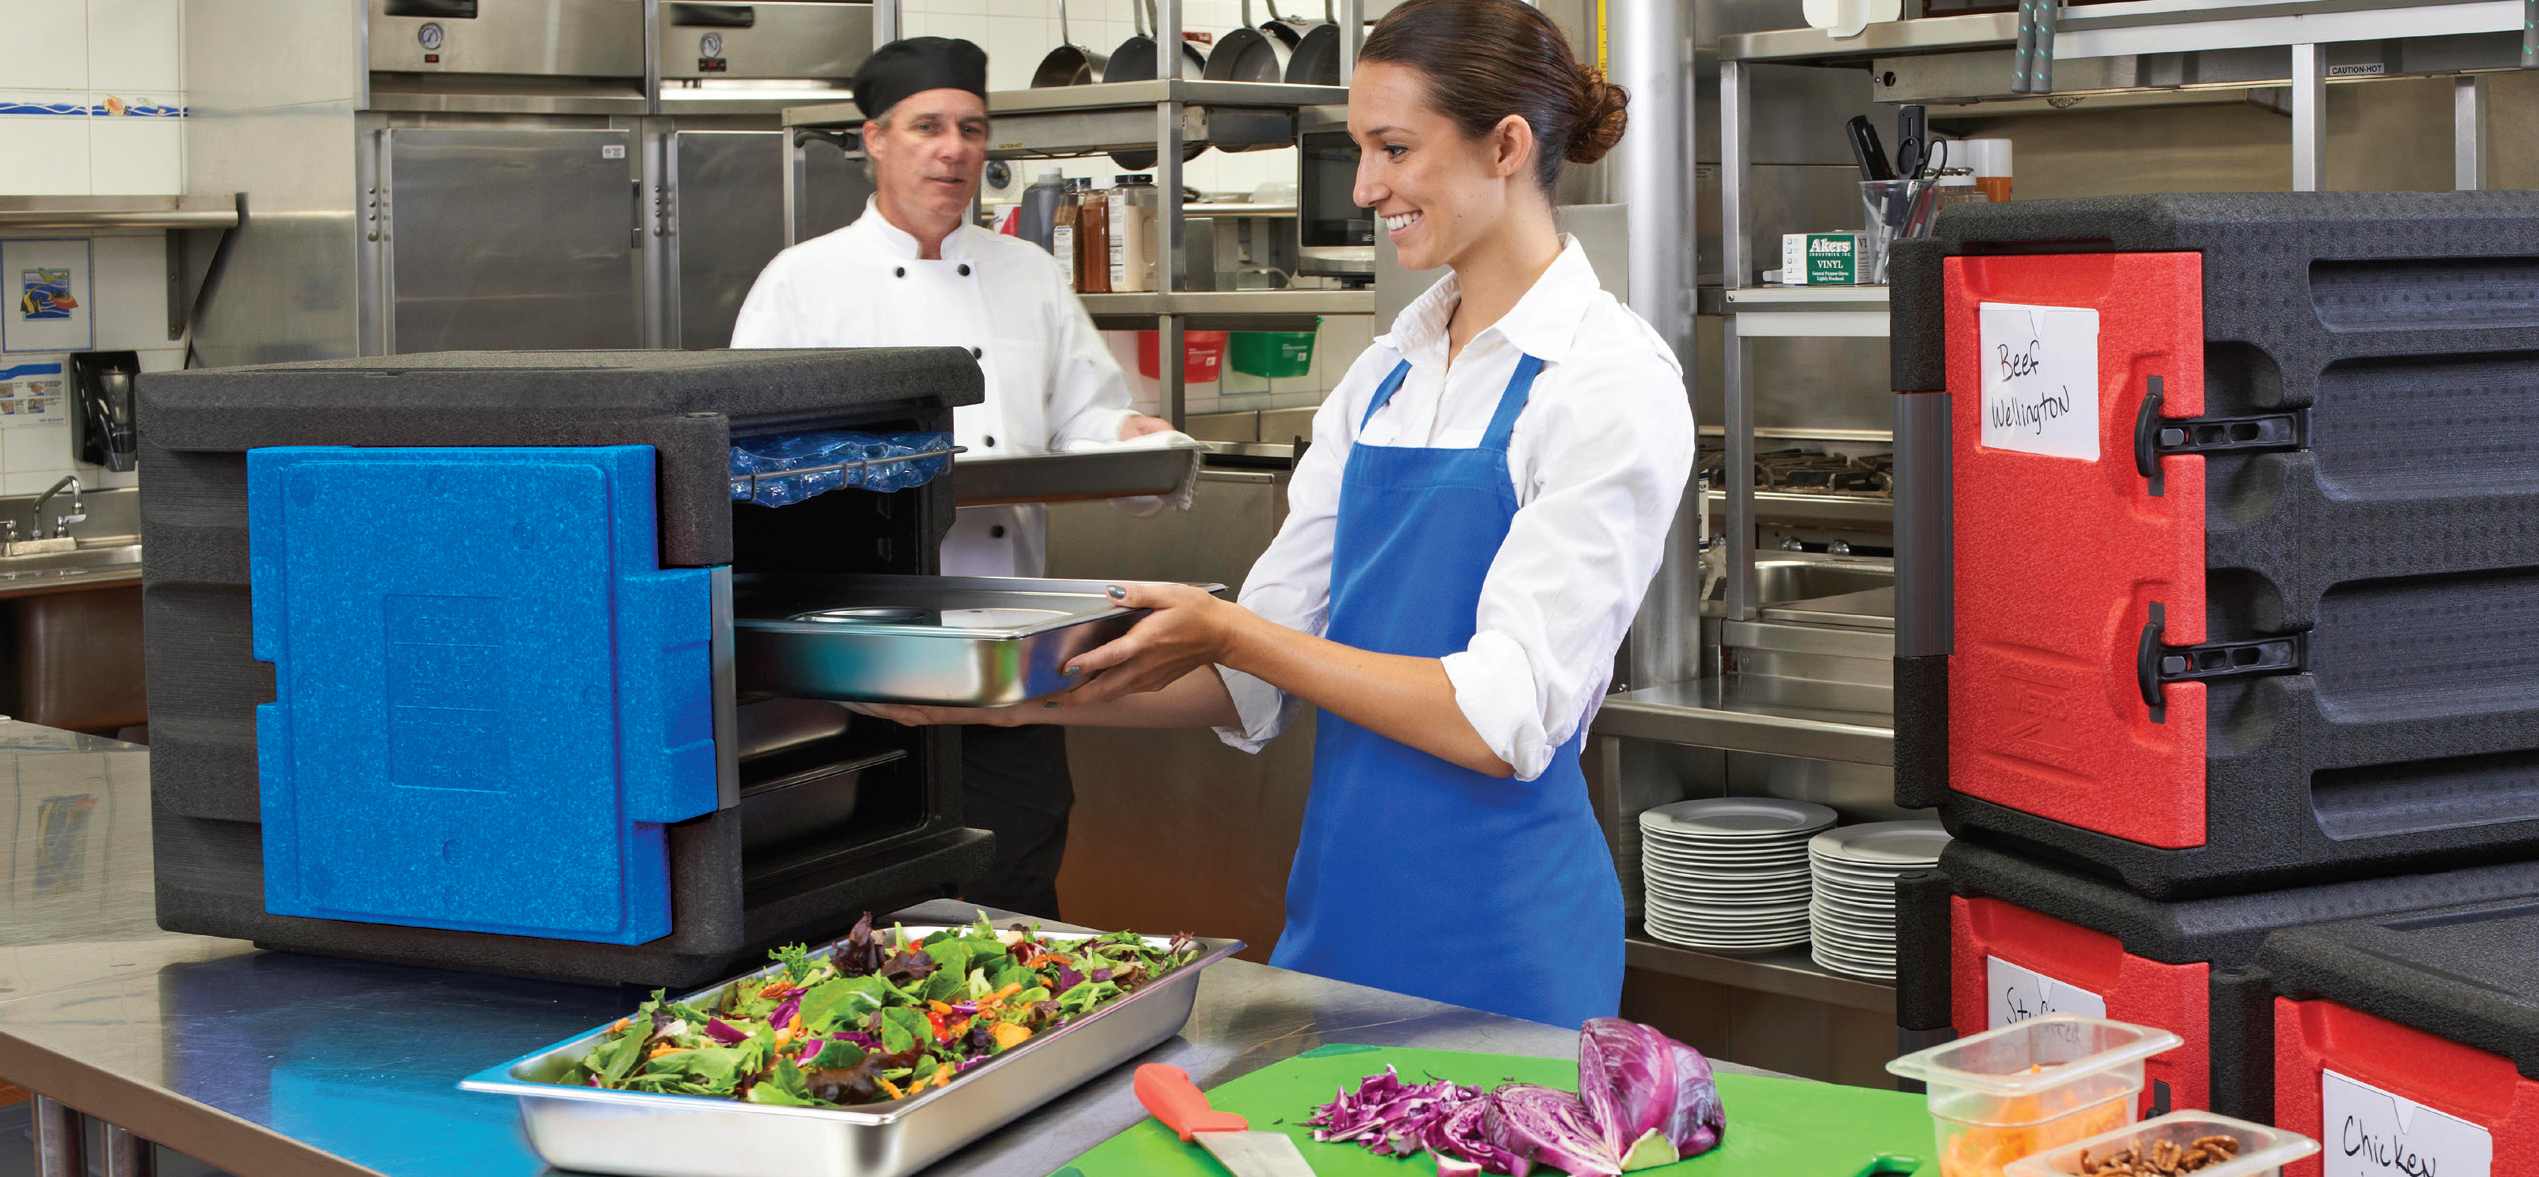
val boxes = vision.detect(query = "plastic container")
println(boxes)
[1077,184,1110,293]
[1229,325,1318,378]
[1887,1014,2184,1177]
[1108,174,1160,292]
[2004,1112,2318,1177]
[1137,330,1227,383]
[1017,167,1065,252]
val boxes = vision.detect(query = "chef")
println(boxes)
[733,35,1172,920]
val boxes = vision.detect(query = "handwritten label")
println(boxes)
[1978,302,2100,461]
[1986,956,2108,1029]
[2323,1069,2491,1177]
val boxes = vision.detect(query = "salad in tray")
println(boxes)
[557,913,1201,1108]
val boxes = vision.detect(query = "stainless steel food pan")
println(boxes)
[952,444,1201,506]
[458,924,1244,1177]
[731,575,1224,706]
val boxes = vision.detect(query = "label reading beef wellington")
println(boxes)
[1977,301,2100,462]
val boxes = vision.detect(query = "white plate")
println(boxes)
[1809,821,1950,867]
[1650,908,1811,930]
[1811,951,1894,980]
[1644,833,1821,853]
[1641,841,1813,861]
[1640,798,1840,839]
[1651,899,1812,918]
[1647,883,1814,903]
[1646,865,1813,885]
[1647,929,1812,951]
[1810,894,1898,919]
[1808,922,1895,950]
[1809,938,1897,965]
[1808,861,1915,887]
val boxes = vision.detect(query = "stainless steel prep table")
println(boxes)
[0,720,1780,1177]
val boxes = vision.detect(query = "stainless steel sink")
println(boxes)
[1752,558,1893,604]
[0,541,142,578]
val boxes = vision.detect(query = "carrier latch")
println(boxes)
[2136,602,2306,722]
[2132,376,2308,496]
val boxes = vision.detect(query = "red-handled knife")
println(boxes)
[1134,1063,1316,1177]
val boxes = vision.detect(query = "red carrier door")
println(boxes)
[1949,895,2211,1115]
[2274,998,2535,1177]
[1946,253,2209,850]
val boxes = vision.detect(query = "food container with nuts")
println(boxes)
[1887,1015,2185,1177]
[2004,1111,2320,1177]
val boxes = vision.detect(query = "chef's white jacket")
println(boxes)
[1214,237,1695,780]
[731,199,1140,577]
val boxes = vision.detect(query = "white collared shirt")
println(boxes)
[731,199,1138,577]
[1215,237,1694,780]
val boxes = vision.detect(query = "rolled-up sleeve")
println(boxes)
[1441,342,1693,780]
[1210,350,1385,752]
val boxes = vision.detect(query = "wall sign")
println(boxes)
[2,239,92,354]
[2322,1069,2491,1177]
[0,362,67,431]
[1978,301,2100,461]
[1986,955,2109,1028]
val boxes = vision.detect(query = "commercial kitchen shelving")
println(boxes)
[783,0,1372,430]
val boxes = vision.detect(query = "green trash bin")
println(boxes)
[1229,320,1320,379]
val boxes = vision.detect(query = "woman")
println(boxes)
[863,0,1693,1027]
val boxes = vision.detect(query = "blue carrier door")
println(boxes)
[247,446,718,945]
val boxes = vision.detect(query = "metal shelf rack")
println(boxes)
[786,1,1373,429]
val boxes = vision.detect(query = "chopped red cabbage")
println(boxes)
[769,993,803,1030]
[1304,1066,1527,1175]
[703,1018,750,1045]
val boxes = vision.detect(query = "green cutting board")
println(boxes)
[1054,1044,1934,1177]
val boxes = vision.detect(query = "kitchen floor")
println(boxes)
[0,1101,230,1177]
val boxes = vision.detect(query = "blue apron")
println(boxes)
[1267,355,1626,1028]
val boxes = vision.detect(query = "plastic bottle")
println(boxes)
[1017,167,1066,253]
[1052,179,1081,290]
[1108,174,1160,293]
[1078,183,1112,294]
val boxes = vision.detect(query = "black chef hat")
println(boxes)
[853,37,989,120]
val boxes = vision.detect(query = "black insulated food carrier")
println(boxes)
[140,349,995,987]
[1892,192,2539,899]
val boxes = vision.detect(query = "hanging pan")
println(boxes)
[1031,0,1106,87]
[1107,0,1210,168]
[1284,0,1341,85]
[1205,0,1288,83]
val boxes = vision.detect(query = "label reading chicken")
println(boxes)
[1978,302,2100,462]
[2322,1069,2491,1177]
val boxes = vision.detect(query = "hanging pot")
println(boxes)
[1258,0,1314,50]
[1103,0,1207,84]
[1205,0,1288,83]
[1031,0,1106,87]
[1284,0,1341,85]
[1108,0,1210,168]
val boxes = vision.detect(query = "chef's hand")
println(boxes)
[1118,414,1175,439]
[844,701,1036,727]
[1050,582,1237,707]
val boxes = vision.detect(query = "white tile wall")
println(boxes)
[0,0,186,198]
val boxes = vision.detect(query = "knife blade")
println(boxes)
[1135,1063,1317,1177]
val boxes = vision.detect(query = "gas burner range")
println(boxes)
[1699,447,1893,497]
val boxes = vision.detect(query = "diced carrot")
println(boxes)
[648,1043,687,1060]
[610,1018,629,1033]
[927,1000,953,1014]
[774,1026,796,1049]
[990,1023,1032,1050]
[932,1067,955,1089]
[877,1076,905,1100]
[945,1017,971,1039]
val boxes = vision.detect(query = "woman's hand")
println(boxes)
[1051,582,1244,708]
[844,701,1035,727]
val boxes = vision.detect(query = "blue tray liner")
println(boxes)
[728,430,954,506]
[248,446,717,945]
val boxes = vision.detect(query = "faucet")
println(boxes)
[30,475,82,541]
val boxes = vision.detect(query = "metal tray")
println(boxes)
[458,923,1245,1177]
[731,575,1224,706]
[952,444,1201,506]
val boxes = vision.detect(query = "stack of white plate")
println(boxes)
[1637,798,1838,955]
[1807,820,1950,981]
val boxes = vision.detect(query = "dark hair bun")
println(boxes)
[1566,74,1628,165]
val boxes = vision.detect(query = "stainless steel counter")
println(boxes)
[0,721,1778,1177]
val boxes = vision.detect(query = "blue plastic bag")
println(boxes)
[728,430,954,506]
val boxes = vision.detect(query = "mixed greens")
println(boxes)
[559,913,1201,1107]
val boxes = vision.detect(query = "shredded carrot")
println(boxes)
[877,1076,905,1100]
[988,982,1023,1003]
[610,1018,630,1033]
[945,1016,971,1039]
[927,1000,953,1014]
[649,1043,688,1059]
[932,1067,955,1089]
